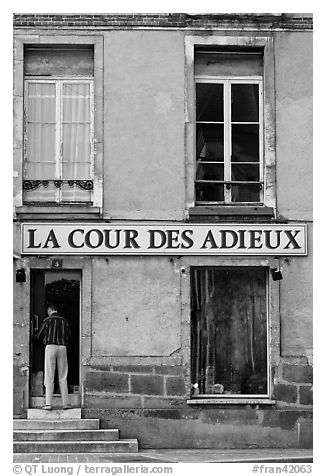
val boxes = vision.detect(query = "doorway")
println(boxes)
[30,270,81,407]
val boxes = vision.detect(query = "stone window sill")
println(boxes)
[15,205,101,219]
[187,398,276,405]
[188,206,275,217]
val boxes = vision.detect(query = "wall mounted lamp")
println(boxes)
[16,268,26,283]
[271,268,283,281]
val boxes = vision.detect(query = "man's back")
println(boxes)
[37,313,71,346]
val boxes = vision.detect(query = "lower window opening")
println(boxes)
[190,267,268,398]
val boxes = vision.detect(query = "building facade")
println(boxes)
[13,13,313,449]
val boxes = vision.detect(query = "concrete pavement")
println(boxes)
[13,448,313,463]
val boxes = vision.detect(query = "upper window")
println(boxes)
[195,49,263,205]
[23,46,94,204]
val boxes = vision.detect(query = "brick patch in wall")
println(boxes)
[274,384,297,404]
[283,364,313,384]
[166,376,186,396]
[130,374,164,396]
[84,371,129,393]
[13,13,313,30]
[299,386,313,405]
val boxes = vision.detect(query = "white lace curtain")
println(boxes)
[24,80,92,202]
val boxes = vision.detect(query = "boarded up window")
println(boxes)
[191,267,268,397]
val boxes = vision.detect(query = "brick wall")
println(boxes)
[13,13,312,30]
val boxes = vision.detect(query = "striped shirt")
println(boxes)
[36,313,71,346]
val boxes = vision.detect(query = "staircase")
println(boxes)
[13,408,138,453]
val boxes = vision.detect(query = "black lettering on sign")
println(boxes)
[124,229,140,249]
[149,230,166,249]
[220,230,238,249]
[249,230,263,249]
[68,229,84,248]
[104,230,122,249]
[284,230,301,249]
[181,230,194,249]
[27,229,41,248]
[167,230,180,249]
[43,229,60,249]
[264,230,282,250]
[201,230,218,249]
[85,229,103,249]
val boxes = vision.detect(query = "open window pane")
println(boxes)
[196,124,224,161]
[191,268,268,396]
[231,183,261,203]
[231,84,259,122]
[232,164,260,182]
[196,83,224,122]
[196,163,224,181]
[232,124,260,162]
[195,182,224,202]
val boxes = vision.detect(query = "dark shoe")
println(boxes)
[43,405,52,411]
[63,405,72,410]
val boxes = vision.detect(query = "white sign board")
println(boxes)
[21,223,307,256]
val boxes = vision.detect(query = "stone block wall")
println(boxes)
[84,365,187,410]
[273,361,313,407]
[82,360,312,448]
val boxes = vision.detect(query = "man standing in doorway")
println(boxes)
[35,303,72,410]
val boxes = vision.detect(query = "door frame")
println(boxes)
[27,257,92,409]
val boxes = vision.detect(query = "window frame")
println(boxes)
[14,34,103,216]
[195,76,264,205]
[185,35,276,214]
[23,76,95,204]
[179,255,280,405]
[190,265,271,400]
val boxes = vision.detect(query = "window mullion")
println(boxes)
[59,80,63,202]
[224,81,231,203]
[54,81,61,203]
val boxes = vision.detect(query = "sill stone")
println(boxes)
[16,205,101,218]
[189,206,275,217]
[187,398,276,405]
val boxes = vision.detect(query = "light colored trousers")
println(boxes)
[44,344,69,406]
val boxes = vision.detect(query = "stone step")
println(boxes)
[31,395,80,407]
[27,408,81,419]
[13,439,139,453]
[14,429,119,441]
[14,419,100,430]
